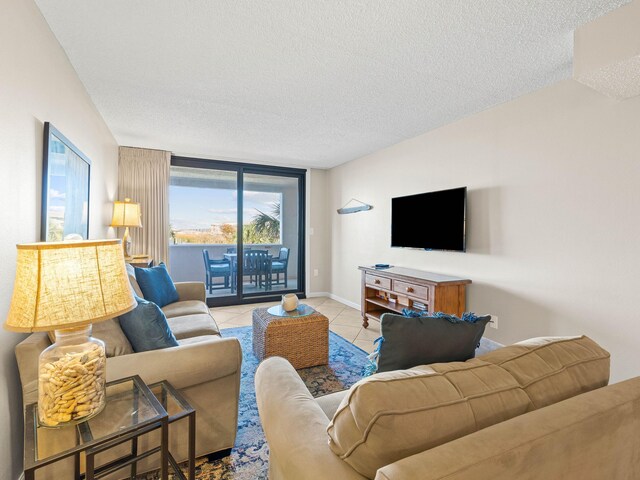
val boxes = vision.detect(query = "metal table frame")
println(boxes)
[148,380,196,480]
[24,375,170,480]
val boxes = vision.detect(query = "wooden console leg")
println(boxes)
[362,316,369,328]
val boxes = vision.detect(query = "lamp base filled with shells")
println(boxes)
[38,325,106,427]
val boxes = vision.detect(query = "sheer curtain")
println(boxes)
[117,147,170,265]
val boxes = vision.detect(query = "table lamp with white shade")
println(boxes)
[110,198,142,259]
[3,239,136,427]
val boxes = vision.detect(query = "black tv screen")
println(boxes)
[391,187,467,251]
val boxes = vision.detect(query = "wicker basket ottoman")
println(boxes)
[252,307,329,369]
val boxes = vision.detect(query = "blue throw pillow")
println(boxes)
[401,308,486,323]
[134,262,179,308]
[118,296,179,352]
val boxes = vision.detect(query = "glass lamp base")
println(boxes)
[122,226,133,260]
[38,325,107,428]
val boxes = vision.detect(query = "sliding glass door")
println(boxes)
[168,157,305,306]
[242,172,301,297]
[169,165,239,302]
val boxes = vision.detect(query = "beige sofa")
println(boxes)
[256,335,640,479]
[15,267,241,478]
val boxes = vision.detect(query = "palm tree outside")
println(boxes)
[244,202,281,244]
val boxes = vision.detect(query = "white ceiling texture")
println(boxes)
[35,1,628,169]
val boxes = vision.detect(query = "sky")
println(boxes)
[169,185,280,230]
[48,174,66,219]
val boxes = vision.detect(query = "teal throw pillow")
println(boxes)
[134,262,179,308]
[118,296,179,352]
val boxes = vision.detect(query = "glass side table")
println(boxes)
[148,380,196,480]
[267,303,316,318]
[24,375,169,480]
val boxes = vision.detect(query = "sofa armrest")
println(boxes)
[255,357,367,480]
[107,336,241,390]
[174,282,206,302]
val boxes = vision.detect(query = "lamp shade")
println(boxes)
[110,198,142,228]
[4,239,136,332]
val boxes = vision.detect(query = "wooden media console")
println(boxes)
[359,266,471,328]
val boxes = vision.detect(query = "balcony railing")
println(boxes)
[169,243,291,284]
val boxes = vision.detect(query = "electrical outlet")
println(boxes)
[489,315,498,329]
[309,227,315,235]
[313,269,319,277]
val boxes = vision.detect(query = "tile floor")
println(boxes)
[210,296,379,354]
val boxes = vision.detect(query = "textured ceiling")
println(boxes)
[577,55,640,98]
[35,1,628,168]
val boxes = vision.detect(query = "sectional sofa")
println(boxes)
[256,335,640,479]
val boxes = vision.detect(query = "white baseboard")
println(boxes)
[18,473,25,480]
[306,291,360,310]
[306,291,331,298]
[328,293,360,311]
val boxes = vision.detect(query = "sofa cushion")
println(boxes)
[46,318,134,358]
[327,359,533,478]
[316,391,348,420]
[118,297,179,352]
[177,335,220,346]
[161,300,210,318]
[92,318,134,357]
[125,263,144,298]
[376,312,491,373]
[477,335,610,409]
[167,313,220,340]
[134,262,179,308]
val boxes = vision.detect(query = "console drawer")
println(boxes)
[393,280,429,300]
[365,274,391,290]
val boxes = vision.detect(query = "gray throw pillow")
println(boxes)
[376,313,491,373]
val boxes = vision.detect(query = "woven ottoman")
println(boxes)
[252,306,329,369]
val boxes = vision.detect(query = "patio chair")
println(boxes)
[224,248,260,293]
[244,250,272,291]
[202,249,231,293]
[271,247,290,288]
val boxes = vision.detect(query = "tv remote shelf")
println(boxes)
[358,266,471,328]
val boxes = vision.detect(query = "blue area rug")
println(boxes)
[182,326,369,480]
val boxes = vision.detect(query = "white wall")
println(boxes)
[0,0,119,477]
[281,181,300,278]
[328,79,640,383]
[307,169,331,294]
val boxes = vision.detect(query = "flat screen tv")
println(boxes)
[391,186,467,251]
